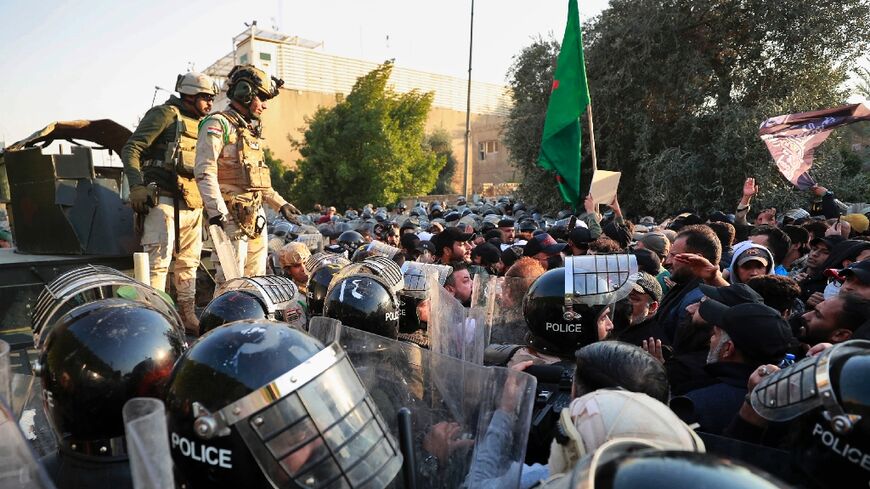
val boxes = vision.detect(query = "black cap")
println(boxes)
[416,240,436,254]
[524,232,567,256]
[699,301,792,363]
[518,220,537,233]
[839,260,870,284]
[400,232,420,250]
[809,235,844,250]
[699,283,764,306]
[498,218,515,228]
[633,248,662,276]
[568,226,594,246]
[430,227,474,255]
[471,242,501,266]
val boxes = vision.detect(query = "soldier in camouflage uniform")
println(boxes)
[194,65,301,281]
[121,72,217,334]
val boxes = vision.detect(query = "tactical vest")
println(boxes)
[164,106,200,178]
[142,104,203,208]
[214,111,272,192]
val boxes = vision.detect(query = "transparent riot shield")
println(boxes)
[0,400,57,489]
[308,321,537,489]
[123,398,174,489]
[358,240,402,260]
[485,276,533,347]
[30,265,183,349]
[429,282,487,365]
[0,340,9,406]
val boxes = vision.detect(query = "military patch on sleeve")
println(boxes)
[206,126,223,138]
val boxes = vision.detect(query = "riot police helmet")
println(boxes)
[199,290,268,334]
[36,298,185,458]
[166,320,402,489]
[305,252,351,316]
[751,339,870,488]
[560,439,789,489]
[323,257,404,339]
[523,254,638,357]
[337,230,365,255]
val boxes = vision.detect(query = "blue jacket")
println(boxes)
[677,362,756,435]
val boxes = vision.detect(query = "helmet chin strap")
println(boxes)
[230,99,255,121]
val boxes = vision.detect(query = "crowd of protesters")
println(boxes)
[262,177,870,488]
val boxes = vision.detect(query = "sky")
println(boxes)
[0,0,610,145]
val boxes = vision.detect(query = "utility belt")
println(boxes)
[224,191,265,239]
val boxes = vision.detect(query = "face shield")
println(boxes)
[190,340,402,488]
[308,319,537,489]
[295,233,324,253]
[31,265,183,349]
[563,254,639,321]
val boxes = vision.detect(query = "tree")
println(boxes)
[427,129,458,194]
[263,147,294,202]
[505,0,870,215]
[503,37,570,213]
[290,62,445,209]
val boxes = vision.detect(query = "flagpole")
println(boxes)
[586,104,599,213]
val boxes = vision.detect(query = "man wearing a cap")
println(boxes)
[278,242,312,293]
[676,300,793,435]
[840,260,870,299]
[613,272,663,347]
[432,227,474,264]
[567,225,593,256]
[726,242,774,284]
[658,283,764,395]
[523,232,567,270]
[634,231,672,293]
[497,218,515,244]
[797,234,844,306]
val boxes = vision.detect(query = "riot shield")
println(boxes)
[485,276,532,347]
[30,265,183,349]
[123,398,174,489]
[308,321,537,489]
[429,283,487,364]
[0,400,57,488]
[358,240,402,260]
[0,340,9,406]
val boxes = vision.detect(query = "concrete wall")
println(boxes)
[260,88,516,194]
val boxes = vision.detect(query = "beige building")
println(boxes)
[203,26,517,193]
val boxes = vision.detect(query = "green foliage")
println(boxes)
[428,129,457,194]
[264,147,295,201]
[290,62,445,209]
[503,37,572,213]
[505,0,870,216]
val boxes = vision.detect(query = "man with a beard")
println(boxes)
[654,224,725,345]
[432,227,473,264]
[674,301,793,435]
[444,262,473,306]
[613,272,663,346]
[653,283,765,395]
[796,293,870,345]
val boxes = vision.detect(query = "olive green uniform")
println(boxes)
[194,108,288,281]
[121,95,203,303]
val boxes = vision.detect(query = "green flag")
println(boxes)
[537,0,590,207]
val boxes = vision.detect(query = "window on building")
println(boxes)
[478,140,498,160]
[259,52,272,61]
[240,54,249,64]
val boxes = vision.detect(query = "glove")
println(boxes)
[129,185,152,214]
[280,203,301,224]
[209,214,226,229]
